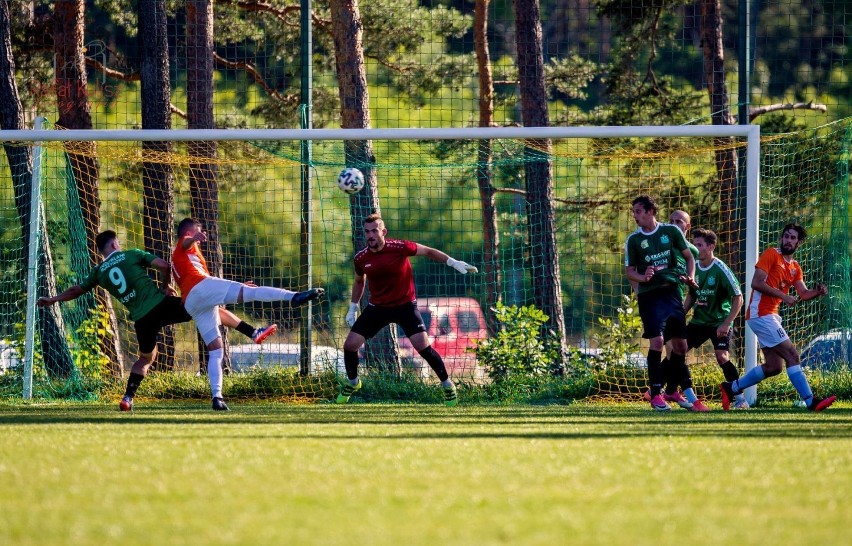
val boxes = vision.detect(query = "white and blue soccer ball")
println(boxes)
[337,167,365,195]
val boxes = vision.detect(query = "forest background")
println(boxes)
[0,0,850,380]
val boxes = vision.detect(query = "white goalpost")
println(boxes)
[1,124,760,404]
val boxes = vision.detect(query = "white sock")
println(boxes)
[350,377,360,386]
[242,286,295,303]
[441,379,454,388]
[733,365,765,393]
[683,387,698,403]
[786,364,813,406]
[207,348,224,398]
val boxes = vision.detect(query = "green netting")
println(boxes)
[6,0,851,131]
[0,121,849,403]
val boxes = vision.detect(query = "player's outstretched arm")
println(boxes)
[37,285,87,307]
[414,244,478,274]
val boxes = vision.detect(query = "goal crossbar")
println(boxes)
[0,125,758,141]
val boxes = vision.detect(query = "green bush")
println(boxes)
[473,303,560,382]
[592,294,642,368]
[73,308,112,381]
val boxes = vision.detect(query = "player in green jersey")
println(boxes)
[642,209,709,410]
[683,228,747,409]
[625,196,697,411]
[37,230,276,411]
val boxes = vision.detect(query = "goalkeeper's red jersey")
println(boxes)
[354,239,418,306]
[171,236,210,300]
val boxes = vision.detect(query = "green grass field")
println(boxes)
[1,401,850,546]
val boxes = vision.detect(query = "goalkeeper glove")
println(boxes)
[346,302,360,327]
[446,257,478,274]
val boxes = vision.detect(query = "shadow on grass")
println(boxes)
[0,403,850,439]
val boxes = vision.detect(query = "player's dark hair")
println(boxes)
[364,213,383,225]
[95,230,117,253]
[177,217,201,237]
[692,228,717,246]
[631,195,657,214]
[782,223,806,241]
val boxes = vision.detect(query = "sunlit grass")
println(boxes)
[1,402,849,546]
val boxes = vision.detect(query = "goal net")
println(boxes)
[0,122,849,404]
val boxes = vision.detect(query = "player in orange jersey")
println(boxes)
[172,218,324,411]
[720,223,835,412]
[38,230,278,412]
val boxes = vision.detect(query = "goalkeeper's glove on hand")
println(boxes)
[446,257,478,274]
[346,303,360,327]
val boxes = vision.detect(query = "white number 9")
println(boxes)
[108,267,127,294]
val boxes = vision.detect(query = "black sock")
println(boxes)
[418,346,449,382]
[124,372,145,398]
[344,350,359,380]
[669,352,692,390]
[660,357,675,394]
[236,321,256,338]
[647,349,663,397]
[720,360,740,383]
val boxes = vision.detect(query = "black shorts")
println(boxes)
[685,323,732,351]
[351,301,427,340]
[134,296,192,354]
[638,284,687,340]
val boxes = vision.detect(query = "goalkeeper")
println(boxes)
[337,213,478,406]
[37,230,277,412]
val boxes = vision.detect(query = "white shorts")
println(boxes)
[747,314,789,348]
[185,277,243,344]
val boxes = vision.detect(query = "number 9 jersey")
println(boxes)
[80,249,165,321]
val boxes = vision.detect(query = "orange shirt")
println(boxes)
[746,247,803,319]
[171,236,210,299]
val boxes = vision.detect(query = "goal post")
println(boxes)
[3,121,849,405]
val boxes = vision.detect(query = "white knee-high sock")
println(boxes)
[241,286,295,302]
[786,364,813,405]
[207,348,224,398]
[733,365,765,393]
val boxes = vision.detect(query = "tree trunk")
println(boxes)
[138,0,176,371]
[513,0,569,372]
[0,0,74,378]
[700,0,739,275]
[474,0,501,337]
[187,0,230,373]
[330,0,400,375]
[54,0,124,378]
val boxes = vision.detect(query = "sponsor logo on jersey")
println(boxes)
[120,289,137,303]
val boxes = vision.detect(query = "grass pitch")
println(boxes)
[0,401,849,546]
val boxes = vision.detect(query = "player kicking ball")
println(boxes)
[337,213,477,406]
[37,230,278,412]
[172,218,324,411]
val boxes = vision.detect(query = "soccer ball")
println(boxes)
[337,167,365,194]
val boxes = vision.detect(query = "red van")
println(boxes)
[397,297,488,380]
